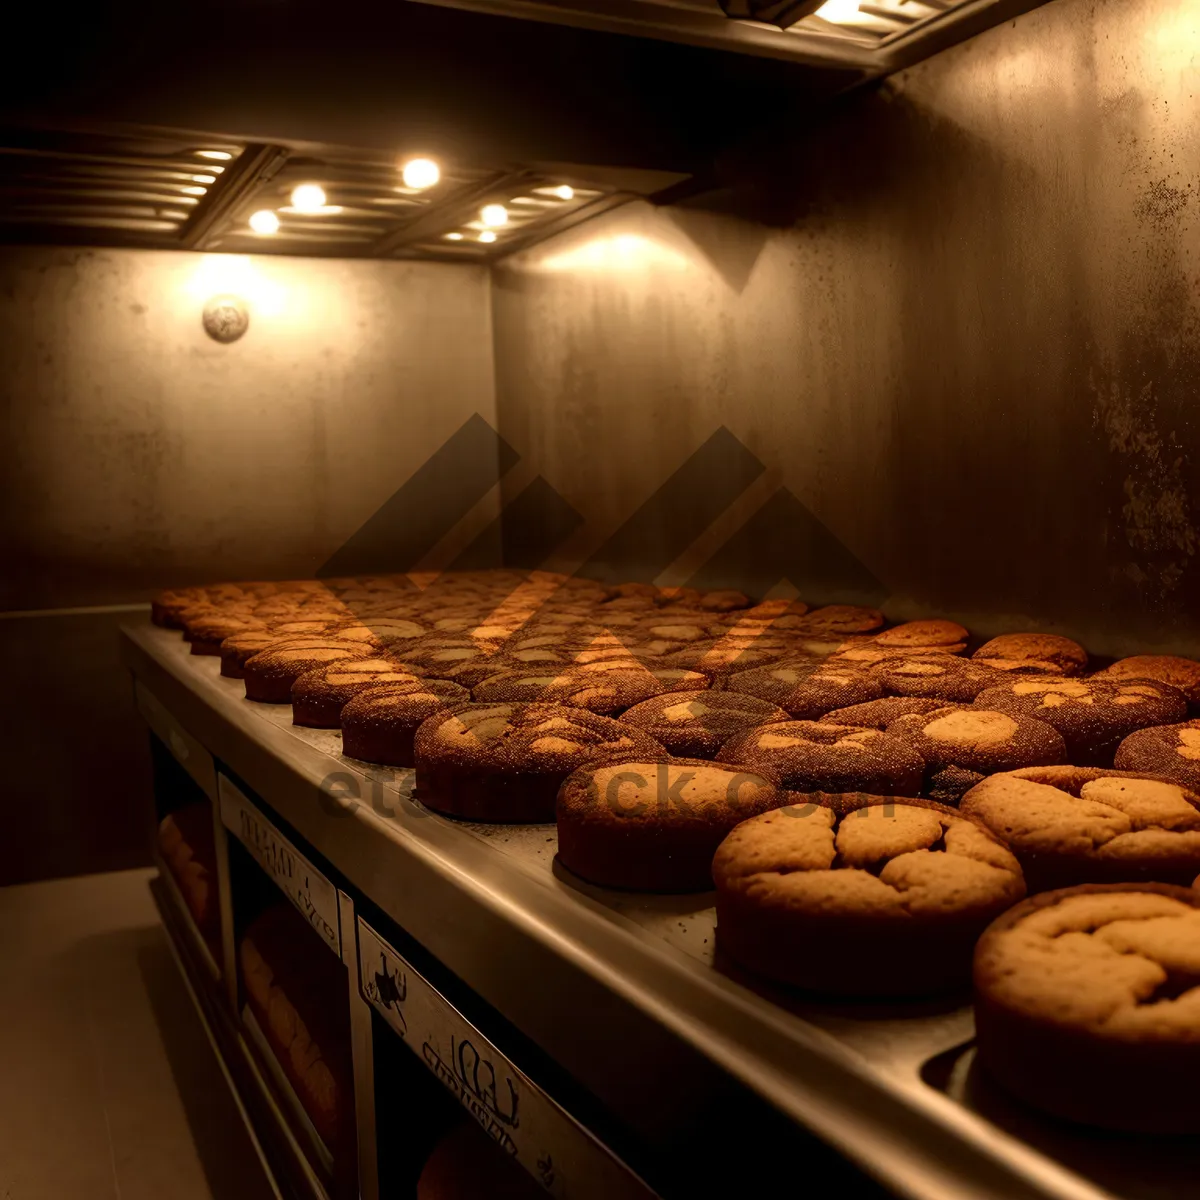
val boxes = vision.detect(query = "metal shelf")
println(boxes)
[123,618,1190,1200]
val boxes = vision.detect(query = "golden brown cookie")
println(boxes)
[619,690,790,759]
[714,796,1025,995]
[973,884,1200,1133]
[291,657,421,728]
[243,641,376,703]
[472,662,707,717]
[340,679,470,767]
[726,661,883,718]
[557,759,785,891]
[716,720,925,796]
[820,696,943,730]
[1114,718,1200,789]
[972,632,1088,676]
[1096,655,1200,705]
[875,654,1005,703]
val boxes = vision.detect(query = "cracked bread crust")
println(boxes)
[960,765,1200,889]
[713,796,1025,995]
[556,759,784,891]
[715,720,925,796]
[726,661,884,718]
[413,702,664,822]
[971,633,1088,677]
[886,705,1067,787]
[973,884,1200,1132]
[975,677,1188,766]
[618,690,790,759]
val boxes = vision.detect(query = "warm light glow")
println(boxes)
[815,0,860,21]
[192,174,216,184]
[290,183,327,212]
[184,255,286,318]
[445,232,464,241]
[249,209,280,235]
[181,185,207,196]
[479,230,497,244]
[554,185,575,200]
[481,203,508,227]
[401,158,440,189]
[538,232,692,273]
[196,150,234,161]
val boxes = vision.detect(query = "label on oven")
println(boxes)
[219,774,341,956]
[358,919,655,1200]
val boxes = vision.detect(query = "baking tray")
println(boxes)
[122,620,1193,1200]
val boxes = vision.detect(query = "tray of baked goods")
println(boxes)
[124,569,1200,1200]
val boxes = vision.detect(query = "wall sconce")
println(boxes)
[202,294,250,343]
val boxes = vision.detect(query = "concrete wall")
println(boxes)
[491,0,1200,657]
[0,247,495,882]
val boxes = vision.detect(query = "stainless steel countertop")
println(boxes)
[123,619,1186,1200]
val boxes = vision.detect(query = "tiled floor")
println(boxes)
[0,869,275,1200]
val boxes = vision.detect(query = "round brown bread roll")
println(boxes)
[220,631,294,678]
[339,617,428,649]
[473,662,706,717]
[557,758,785,891]
[695,588,753,612]
[188,614,267,656]
[771,605,884,635]
[875,654,1004,703]
[726,661,883,718]
[971,632,1088,676]
[1115,718,1200,790]
[402,640,511,688]
[413,702,665,822]
[820,696,943,730]
[872,619,968,653]
[665,637,799,678]
[885,706,1067,804]
[619,690,790,759]
[716,721,925,796]
[291,658,422,728]
[960,766,1200,889]
[973,884,1200,1133]
[340,679,470,767]
[975,676,1188,766]
[243,641,375,703]
[713,795,1026,995]
[1096,655,1200,706]
[417,1119,545,1200]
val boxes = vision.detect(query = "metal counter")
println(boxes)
[123,619,1188,1200]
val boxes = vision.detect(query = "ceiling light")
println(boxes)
[290,183,327,212]
[445,232,464,241]
[481,203,508,227]
[401,158,440,189]
[192,174,216,184]
[196,150,234,161]
[554,185,575,200]
[479,230,497,244]
[249,209,280,235]
[815,0,860,21]
[181,185,207,196]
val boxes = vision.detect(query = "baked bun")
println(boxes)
[291,658,421,728]
[1114,718,1200,790]
[665,637,798,678]
[973,884,1200,1133]
[713,796,1025,995]
[618,690,789,759]
[243,641,375,703]
[975,676,1188,766]
[885,706,1067,804]
[220,631,293,678]
[473,662,706,717]
[961,766,1200,889]
[716,720,924,796]
[402,639,512,688]
[188,614,266,656]
[340,680,471,767]
[726,661,883,718]
[557,758,784,891]
[875,654,1004,703]
[771,605,884,635]
[157,805,218,941]
[1095,655,1200,705]
[972,633,1088,676]
[871,619,968,653]
[819,697,943,730]
[413,702,664,822]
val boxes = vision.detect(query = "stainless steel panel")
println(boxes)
[122,619,1177,1200]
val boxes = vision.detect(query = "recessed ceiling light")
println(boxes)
[815,0,860,21]
[181,186,207,196]
[554,185,574,200]
[479,230,497,244]
[481,204,508,227]
[192,174,216,184]
[290,183,327,212]
[196,150,234,161]
[401,158,440,189]
[249,209,280,235]
[445,232,464,241]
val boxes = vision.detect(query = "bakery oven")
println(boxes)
[2,0,1198,1197]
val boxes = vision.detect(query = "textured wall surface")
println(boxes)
[492,0,1200,657]
[1,247,496,610]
